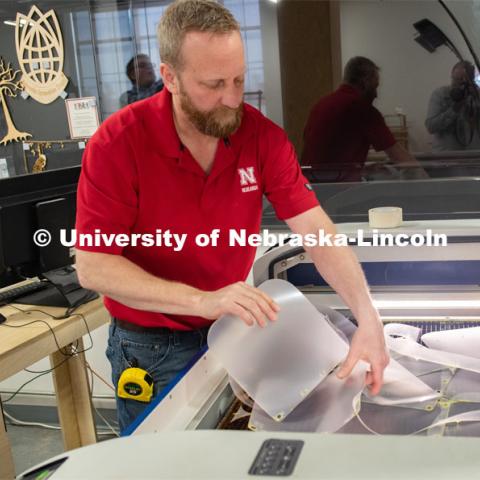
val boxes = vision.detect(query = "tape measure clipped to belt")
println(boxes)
[118,367,154,403]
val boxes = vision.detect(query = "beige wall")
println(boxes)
[339,0,477,152]
[277,0,341,155]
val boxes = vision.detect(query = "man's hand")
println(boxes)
[195,282,280,327]
[336,318,389,396]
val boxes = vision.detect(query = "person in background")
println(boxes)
[425,60,480,151]
[119,53,164,107]
[302,56,426,182]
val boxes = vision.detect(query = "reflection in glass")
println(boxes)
[119,54,163,108]
[331,0,480,182]
[425,60,480,151]
[301,57,427,183]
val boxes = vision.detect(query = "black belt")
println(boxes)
[112,317,172,334]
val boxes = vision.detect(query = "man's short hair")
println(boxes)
[343,56,379,87]
[452,60,475,82]
[157,0,240,70]
[126,54,150,79]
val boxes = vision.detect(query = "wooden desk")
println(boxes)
[0,297,109,479]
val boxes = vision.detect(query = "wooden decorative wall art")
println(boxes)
[31,143,47,172]
[15,5,68,104]
[0,58,31,145]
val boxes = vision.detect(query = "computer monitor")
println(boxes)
[0,166,98,308]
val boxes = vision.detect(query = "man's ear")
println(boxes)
[160,63,179,94]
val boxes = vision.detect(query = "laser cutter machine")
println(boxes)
[18,180,480,479]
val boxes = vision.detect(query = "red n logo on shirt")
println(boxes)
[238,167,258,193]
[238,167,257,186]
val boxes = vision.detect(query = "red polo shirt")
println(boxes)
[76,89,318,329]
[301,84,396,182]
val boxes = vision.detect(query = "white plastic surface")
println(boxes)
[422,327,480,358]
[385,324,480,373]
[207,279,349,420]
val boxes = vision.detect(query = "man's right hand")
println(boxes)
[194,282,280,327]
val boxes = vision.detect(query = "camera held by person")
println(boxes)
[426,60,480,150]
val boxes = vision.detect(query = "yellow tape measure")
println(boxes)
[117,367,154,403]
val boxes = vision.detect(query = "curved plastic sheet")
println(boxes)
[341,402,443,435]
[385,324,480,374]
[445,370,480,399]
[248,362,367,433]
[384,322,422,342]
[364,357,440,406]
[343,405,480,436]
[412,410,480,435]
[393,355,447,377]
[444,402,480,436]
[227,306,356,410]
[323,315,439,407]
[211,281,480,436]
[228,376,254,408]
[207,279,349,421]
[316,310,438,406]
[422,326,480,359]
[315,305,356,343]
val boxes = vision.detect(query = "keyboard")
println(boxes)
[0,281,50,304]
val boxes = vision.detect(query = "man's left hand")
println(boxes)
[336,319,389,396]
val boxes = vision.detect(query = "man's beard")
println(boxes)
[179,84,243,138]
[363,88,377,104]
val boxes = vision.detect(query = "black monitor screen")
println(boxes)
[0,166,80,288]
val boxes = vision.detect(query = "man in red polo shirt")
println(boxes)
[75,1,389,431]
[302,56,423,182]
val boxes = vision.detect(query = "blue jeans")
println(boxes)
[106,319,209,433]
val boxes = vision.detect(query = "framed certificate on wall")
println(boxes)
[65,97,100,139]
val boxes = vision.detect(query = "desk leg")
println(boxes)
[0,402,15,480]
[50,338,97,450]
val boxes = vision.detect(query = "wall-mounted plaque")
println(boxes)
[15,5,69,104]
[65,97,100,139]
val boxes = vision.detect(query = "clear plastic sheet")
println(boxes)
[321,311,439,407]
[347,326,480,436]
[325,315,440,407]
[314,305,356,343]
[228,376,254,408]
[393,354,447,377]
[207,279,349,420]
[209,281,480,436]
[385,325,480,374]
[443,403,480,437]
[340,402,443,435]
[445,370,480,399]
[226,305,355,408]
[364,357,440,407]
[414,410,480,435]
[248,362,367,433]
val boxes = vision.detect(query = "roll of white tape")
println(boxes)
[368,206,403,228]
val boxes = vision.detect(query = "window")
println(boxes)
[72,0,265,119]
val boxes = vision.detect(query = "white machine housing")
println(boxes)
[128,219,480,434]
